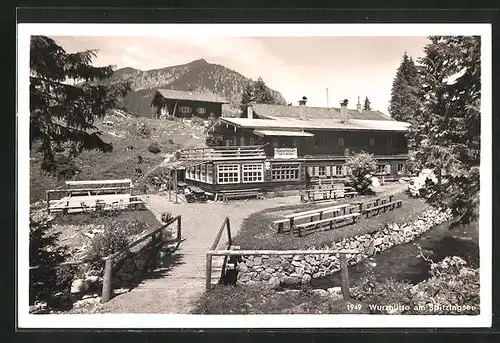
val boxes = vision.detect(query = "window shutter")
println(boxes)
[341,165,347,176]
[325,166,331,177]
[314,166,319,177]
[385,164,391,174]
[307,166,313,176]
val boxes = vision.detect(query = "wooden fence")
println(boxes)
[205,219,359,300]
[29,215,183,303]
[205,217,233,290]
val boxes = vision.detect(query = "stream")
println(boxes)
[309,219,479,289]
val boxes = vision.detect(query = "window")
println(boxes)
[195,164,201,180]
[201,164,207,182]
[385,137,393,148]
[242,163,264,183]
[180,106,192,114]
[217,164,240,184]
[397,163,405,173]
[338,137,344,147]
[318,166,326,176]
[240,136,245,146]
[377,165,386,174]
[369,137,375,147]
[207,165,213,183]
[335,165,343,176]
[314,135,324,148]
[272,164,300,181]
[249,137,255,146]
[196,107,206,114]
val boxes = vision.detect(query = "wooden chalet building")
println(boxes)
[176,98,410,193]
[150,89,228,119]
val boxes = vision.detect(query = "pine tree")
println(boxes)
[252,77,274,104]
[409,36,481,225]
[239,81,254,115]
[388,52,420,122]
[363,96,372,110]
[30,36,131,173]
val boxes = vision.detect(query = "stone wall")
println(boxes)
[236,208,452,288]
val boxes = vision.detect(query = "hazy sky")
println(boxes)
[52,35,429,112]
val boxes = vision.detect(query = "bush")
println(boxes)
[205,133,224,147]
[190,116,206,127]
[136,122,151,138]
[350,255,480,315]
[147,142,161,154]
[30,212,74,304]
[42,154,81,180]
[345,151,377,194]
[86,219,150,267]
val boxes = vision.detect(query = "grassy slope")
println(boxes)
[30,114,207,202]
[233,192,431,250]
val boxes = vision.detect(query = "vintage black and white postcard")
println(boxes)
[17,23,492,328]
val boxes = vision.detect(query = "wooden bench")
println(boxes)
[302,187,358,202]
[363,200,402,218]
[273,204,352,234]
[295,213,361,237]
[220,189,263,202]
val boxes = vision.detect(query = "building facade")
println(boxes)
[150,89,228,119]
[180,100,410,193]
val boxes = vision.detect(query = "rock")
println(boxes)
[254,257,262,265]
[301,274,312,284]
[264,257,281,269]
[265,267,274,274]
[238,273,251,282]
[292,255,303,261]
[330,293,344,301]
[283,289,300,295]
[70,279,88,294]
[281,276,301,285]
[281,260,291,269]
[267,277,281,290]
[311,289,329,297]
[291,260,302,267]
[237,262,248,272]
[260,271,272,281]
[327,286,342,295]
[82,293,99,300]
[245,259,254,268]
[312,272,322,279]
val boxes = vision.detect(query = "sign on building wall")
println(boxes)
[274,148,298,159]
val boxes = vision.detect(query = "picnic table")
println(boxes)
[273,203,352,234]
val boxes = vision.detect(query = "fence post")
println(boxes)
[101,258,113,303]
[150,233,158,270]
[226,218,232,245]
[46,191,50,214]
[339,253,350,300]
[177,216,182,242]
[205,253,213,291]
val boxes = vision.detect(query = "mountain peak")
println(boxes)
[189,58,209,66]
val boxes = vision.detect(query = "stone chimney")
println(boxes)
[247,105,253,119]
[356,96,362,112]
[340,99,349,123]
[298,96,307,106]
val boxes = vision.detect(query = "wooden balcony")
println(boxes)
[179,145,266,161]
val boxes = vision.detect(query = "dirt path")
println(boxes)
[100,195,302,314]
[100,183,407,314]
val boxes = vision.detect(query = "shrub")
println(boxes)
[136,122,151,138]
[350,255,480,315]
[345,151,377,194]
[42,154,81,180]
[29,212,74,304]
[190,116,206,127]
[86,219,150,267]
[147,142,161,154]
[205,133,224,147]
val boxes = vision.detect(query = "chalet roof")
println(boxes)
[156,89,229,104]
[219,117,410,132]
[250,103,393,121]
[254,130,315,137]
